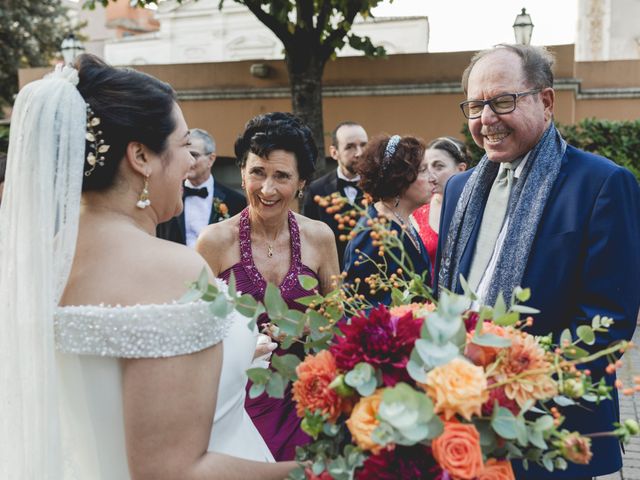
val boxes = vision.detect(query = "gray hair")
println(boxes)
[190,128,216,154]
[461,44,555,95]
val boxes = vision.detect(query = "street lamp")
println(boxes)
[513,8,534,45]
[61,33,85,65]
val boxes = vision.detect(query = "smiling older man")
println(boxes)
[435,44,640,479]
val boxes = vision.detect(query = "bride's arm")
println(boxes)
[122,348,295,480]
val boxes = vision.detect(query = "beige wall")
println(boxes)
[18,44,640,161]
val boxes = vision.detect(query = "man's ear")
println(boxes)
[329,145,339,161]
[541,87,555,122]
[208,153,217,169]
[124,142,151,176]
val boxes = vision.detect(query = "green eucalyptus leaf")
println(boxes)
[493,292,507,318]
[534,415,554,432]
[563,345,589,359]
[298,274,319,291]
[425,414,444,440]
[591,315,601,330]
[276,309,305,337]
[493,311,520,327]
[264,282,288,318]
[491,407,518,439]
[415,339,460,368]
[407,358,428,383]
[474,419,498,449]
[560,328,573,346]
[528,427,547,449]
[249,382,266,399]
[227,271,237,298]
[582,393,598,402]
[197,267,209,292]
[505,440,524,458]
[235,293,259,317]
[179,288,203,303]
[514,286,531,303]
[515,416,528,446]
[294,293,324,307]
[265,372,287,398]
[553,395,576,407]
[542,453,554,472]
[271,353,300,381]
[209,294,233,317]
[554,457,568,470]
[510,304,540,315]
[577,325,596,345]
[246,367,271,384]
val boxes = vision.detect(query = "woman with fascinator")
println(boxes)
[196,112,340,461]
[0,54,295,478]
[342,134,433,306]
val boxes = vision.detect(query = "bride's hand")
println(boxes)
[254,333,278,360]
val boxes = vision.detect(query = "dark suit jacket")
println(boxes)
[302,169,364,268]
[435,145,640,478]
[157,180,246,245]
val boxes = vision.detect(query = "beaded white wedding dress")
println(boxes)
[54,291,274,479]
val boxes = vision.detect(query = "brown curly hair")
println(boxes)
[356,134,426,201]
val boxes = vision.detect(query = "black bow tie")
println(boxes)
[337,178,359,191]
[183,186,208,198]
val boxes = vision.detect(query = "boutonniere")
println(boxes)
[213,197,229,221]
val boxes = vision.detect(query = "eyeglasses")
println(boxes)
[459,89,541,119]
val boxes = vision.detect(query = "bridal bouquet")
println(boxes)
[186,195,639,479]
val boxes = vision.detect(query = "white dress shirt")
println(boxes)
[184,175,214,248]
[336,167,360,204]
[475,152,531,305]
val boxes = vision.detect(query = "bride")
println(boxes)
[0,54,294,479]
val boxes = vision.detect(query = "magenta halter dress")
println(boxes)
[219,208,317,461]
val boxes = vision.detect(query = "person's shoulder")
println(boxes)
[295,212,334,241]
[308,170,336,192]
[565,144,637,186]
[199,214,239,250]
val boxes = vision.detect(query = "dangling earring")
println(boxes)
[297,189,304,199]
[136,175,151,209]
[394,196,400,208]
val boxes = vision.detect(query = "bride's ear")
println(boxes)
[124,142,151,177]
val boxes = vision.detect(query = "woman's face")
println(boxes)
[242,149,304,222]
[426,148,466,196]
[151,103,194,222]
[402,153,431,210]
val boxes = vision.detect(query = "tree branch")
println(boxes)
[239,0,293,48]
[296,0,314,32]
[315,0,332,36]
[319,2,362,62]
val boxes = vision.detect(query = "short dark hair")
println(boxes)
[331,121,362,148]
[234,112,317,183]
[0,152,6,184]
[461,44,555,95]
[427,136,470,165]
[75,54,177,191]
[357,135,426,201]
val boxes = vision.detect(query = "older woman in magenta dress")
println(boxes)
[197,112,340,461]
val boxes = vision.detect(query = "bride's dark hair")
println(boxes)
[74,54,177,191]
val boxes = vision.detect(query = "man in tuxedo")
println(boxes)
[435,44,640,479]
[157,128,246,246]
[302,121,368,267]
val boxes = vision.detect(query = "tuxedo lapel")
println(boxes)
[177,210,186,244]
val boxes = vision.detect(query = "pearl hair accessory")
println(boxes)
[84,104,110,177]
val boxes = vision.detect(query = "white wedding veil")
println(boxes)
[0,66,87,478]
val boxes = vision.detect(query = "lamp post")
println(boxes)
[61,33,85,65]
[513,8,534,45]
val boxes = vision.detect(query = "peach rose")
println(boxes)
[432,421,484,480]
[292,350,349,422]
[477,458,515,480]
[424,357,488,420]
[346,390,384,454]
[465,322,508,367]
[389,302,435,318]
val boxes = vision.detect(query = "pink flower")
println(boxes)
[330,305,423,386]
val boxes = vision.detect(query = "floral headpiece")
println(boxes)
[84,104,110,176]
[381,134,401,173]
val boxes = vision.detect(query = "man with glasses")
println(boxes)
[157,128,246,246]
[435,44,640,480]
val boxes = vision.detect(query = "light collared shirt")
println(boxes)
[336,167,360,204]
[475,152,531,305]
[184,175,214,248]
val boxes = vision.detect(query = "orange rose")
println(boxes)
[423,357,488,420]
[218,202,228,215]
[465,322,508,367]
[432,421,484,480]
[346,390,384,454]
[477,459,515,480]
[292,350,349,422]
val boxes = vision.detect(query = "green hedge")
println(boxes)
[461,119,640,182]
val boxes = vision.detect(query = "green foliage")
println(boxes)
[0,1,77,108]
[461,119,640,182]
[0,125,9,152]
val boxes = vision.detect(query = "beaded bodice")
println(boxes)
[219,208,318,307]
[54,298,231,359]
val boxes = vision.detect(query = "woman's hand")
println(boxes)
[254,333,278,360]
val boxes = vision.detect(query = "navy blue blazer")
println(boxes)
[343,205,432,306]
[157,180,246,245]
[435,145,640,478]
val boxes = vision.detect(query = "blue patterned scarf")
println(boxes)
[438,122,566,305]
